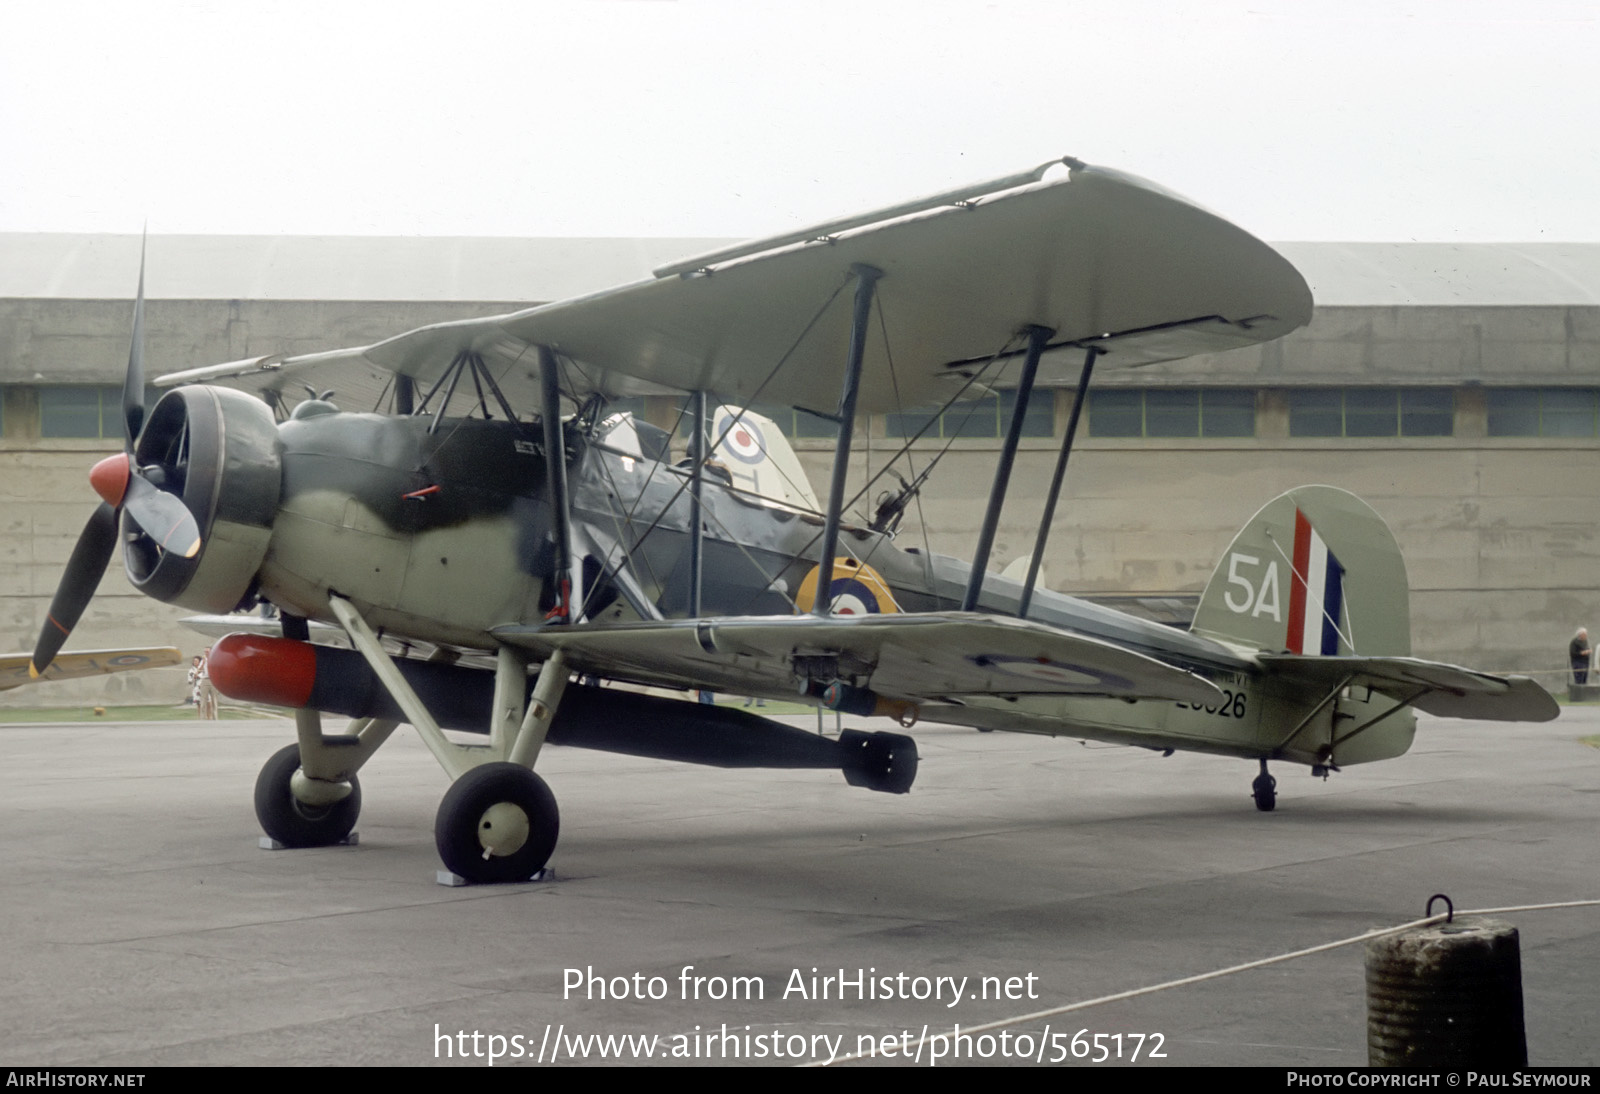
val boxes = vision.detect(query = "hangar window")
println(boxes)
[1087,389,1255,438]
[1487,387,1599,437]
[885,390,1054,440]
[39,386,126,439]
[1289,388,1453,437]
[749,403,840,440]
[1401,389,1455,435]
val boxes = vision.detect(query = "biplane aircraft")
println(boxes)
[24,158,1557,883]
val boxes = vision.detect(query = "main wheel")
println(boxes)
[254,743,361,847]
[1251,771,1278,812]
[434,763,559,884]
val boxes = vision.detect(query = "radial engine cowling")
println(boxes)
[126,386,281,612]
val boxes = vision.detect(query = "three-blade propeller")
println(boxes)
[29,239,203,678]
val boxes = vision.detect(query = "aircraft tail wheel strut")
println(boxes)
[1252,758,1277,812]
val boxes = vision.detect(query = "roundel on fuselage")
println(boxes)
[713,412,769,466]
[794,558,901,615]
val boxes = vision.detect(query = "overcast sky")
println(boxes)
[3,0,1597,242]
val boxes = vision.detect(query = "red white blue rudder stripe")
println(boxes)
[1191,486,1411,663]
[1285,509,1346,655]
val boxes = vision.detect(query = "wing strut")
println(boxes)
[814,264,882,616]
[963,324,1051,611]
[1018,346,1100,617]
[688,390,708,616]
[538,346,577,623]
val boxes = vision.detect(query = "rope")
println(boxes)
[811,898,1600,1067]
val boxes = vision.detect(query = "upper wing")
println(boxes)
[0,647,184,692]
[1258,654,1560,722]
[155,161,1311,415]
[492,612,1224,707]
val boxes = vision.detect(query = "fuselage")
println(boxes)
[254,409,1245,666]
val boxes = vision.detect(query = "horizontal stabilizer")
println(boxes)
[493,612,1223,706]
[1259,654,1559,722]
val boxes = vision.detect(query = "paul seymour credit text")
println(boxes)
[434,965,1171,1065]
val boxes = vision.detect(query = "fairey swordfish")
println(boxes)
[19,158,1556,883]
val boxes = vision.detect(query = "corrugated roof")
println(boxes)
[3,234,1600,307]
[0,234,732,302]
[1274,242,1600,306]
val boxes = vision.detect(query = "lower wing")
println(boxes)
[492,612,1223,708]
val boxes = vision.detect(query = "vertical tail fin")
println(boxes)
[1191,486,1410,657]
[709,406,822,512]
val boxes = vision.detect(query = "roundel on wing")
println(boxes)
[714,413,768,466]
[795,558,901,615]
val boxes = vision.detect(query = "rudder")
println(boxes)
[1192,486,1410,658]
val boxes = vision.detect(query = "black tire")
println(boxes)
[1251,772,1278,813]
[434,763,559,884]
[254,743,361,847]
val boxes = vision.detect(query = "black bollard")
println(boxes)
[1366,919,1527,1067]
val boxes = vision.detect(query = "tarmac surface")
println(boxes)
[1,705,1596,1068]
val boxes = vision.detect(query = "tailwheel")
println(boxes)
[435,763,560,884]
[1251,759,1277,813]
[254,743,361,847]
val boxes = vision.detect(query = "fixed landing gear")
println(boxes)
[1251,758,1277,813]
[244,598,570,883]
[254,743,361,847]
[435,763,560,884]
[322,595,569,885]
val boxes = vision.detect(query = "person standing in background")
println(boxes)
[1571,628,1592,685]
[196,647,218,719]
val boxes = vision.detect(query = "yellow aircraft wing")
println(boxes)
[0,647,185,691]
[154,161,1311,415]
